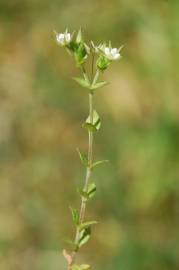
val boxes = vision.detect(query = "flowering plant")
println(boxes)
[55,28,122,270]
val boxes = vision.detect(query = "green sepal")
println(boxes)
[69,207,80,226]
[96,55,110,71]
[74,43,88,66]
[76,28,82,43]
[78,227,91,247]
[79,220,98,231]
[66,41,79,52]
[77,148,88,167]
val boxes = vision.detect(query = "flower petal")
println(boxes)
[104,47,110,55]
[113,53,120,60]
[111,48,117,55]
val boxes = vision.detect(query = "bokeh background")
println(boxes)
[0,0,179,269]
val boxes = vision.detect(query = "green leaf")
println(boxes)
[73,77,90,89]
[79,220,98,231]
[87,182,96,199]
[77,148,88,166]
[83,110,101,132]
[91,81,108,90]
[78,182,96,200]
[70,207,80,226]
[92,160,109,169]
[78,227,91,247]
[82,122,97,132]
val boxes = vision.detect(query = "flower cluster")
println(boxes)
[55,29,122,72]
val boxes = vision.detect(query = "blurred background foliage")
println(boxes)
[0,0,179,269]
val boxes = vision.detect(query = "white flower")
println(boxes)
[56,31,71,46]
[96,42,122,61]
[103,47,121,61]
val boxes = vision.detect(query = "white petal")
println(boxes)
[111,48,117,55]
[59,33,64,40]
[59,33,64,37]
[113,53,120,60]
[56,33,65,44]
[65,33,71,42]
[104,47,110,55]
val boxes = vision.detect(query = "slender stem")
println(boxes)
[91,53,95,83]
[67,62,97,269]
[81,65,89,82]
[92,69,99,86]
[69,93,94,269]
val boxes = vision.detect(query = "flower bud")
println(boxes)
[74,43,88,66]
[96,55,110,71]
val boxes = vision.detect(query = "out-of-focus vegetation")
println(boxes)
[0,0,179,269]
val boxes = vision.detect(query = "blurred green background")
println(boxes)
[0,0,179,269]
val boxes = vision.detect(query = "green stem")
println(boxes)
[69,92,93,268]
[68,63,96,269]
[91,52,95,83]
[92,69,99,86]
[81,65,89,83]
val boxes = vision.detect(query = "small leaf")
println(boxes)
[70,207,80,226]
[92,160,109,169]
[87,182,96,199]
[77,148,88,166]
[91,81,108,90]
[82,122,97,132]
[78,227,91,247]
[78,182,96,200]
[73,77,90,89]
[79,220,98,231]
[83,110,101,132]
